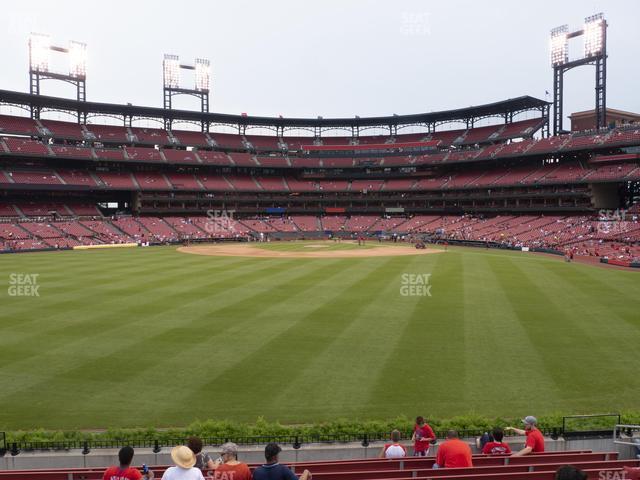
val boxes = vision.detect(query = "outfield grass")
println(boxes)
[0,243,639,430]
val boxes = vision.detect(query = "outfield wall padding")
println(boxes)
[73,243,138,250]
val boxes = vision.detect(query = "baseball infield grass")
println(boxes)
[0,242,639,431]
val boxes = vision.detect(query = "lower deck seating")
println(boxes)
[0,213,638,260]
[0,451,634,480]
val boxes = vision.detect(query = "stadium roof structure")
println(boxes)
[0,89,550,133]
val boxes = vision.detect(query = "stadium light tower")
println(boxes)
[162,54,211,130]
[28,33,87,121]
[550,13,607,135]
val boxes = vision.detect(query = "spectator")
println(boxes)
[252,443,311,480]
[482,428,512,455]
[379,430,407,459]
[187,437,215,472]
[162,446,205,480]
[103,446,154,480]
[412,416,436,457]
[212,442,251,480]
[555,466,587,480]
[434,430,472,469]
[506,416,545,456]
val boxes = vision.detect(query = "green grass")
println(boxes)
[0,243,638,431]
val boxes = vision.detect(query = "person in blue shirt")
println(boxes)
[252,443,311,480]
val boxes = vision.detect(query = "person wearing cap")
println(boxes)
[103,446,154,480]
[252,443,311,480]
[211,442,251,480]
[505,416,545,456]
[162,446,205,480]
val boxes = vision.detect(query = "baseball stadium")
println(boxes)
[0,2,639,479]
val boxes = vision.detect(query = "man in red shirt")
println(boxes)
[412,416,436,457]
[482,428,512,455]
[506,416,545,456]
[103,446,154,480]
[435,430,473,468]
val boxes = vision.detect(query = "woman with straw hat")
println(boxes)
[161,446,205,480]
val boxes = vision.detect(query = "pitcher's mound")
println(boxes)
[177,243,444,258]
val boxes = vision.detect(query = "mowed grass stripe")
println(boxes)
[514,259,640,410]
[363,250,467,418]
[147,258,378,426]
[492,257,628,407]
[0,257,306,404]
[0,257,362,428]
[0,254,261,330]
[180,256,404,423]
[0,255,281,347]
[460,252,564,415]
[0,245,638,429]
[266,254,425,420]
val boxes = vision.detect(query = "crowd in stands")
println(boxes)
[98,414,640,480]
[1,210,639,262]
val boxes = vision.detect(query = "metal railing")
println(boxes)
[562,414,622,438]
[613,424,640,447]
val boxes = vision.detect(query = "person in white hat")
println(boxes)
[162,446,205,480]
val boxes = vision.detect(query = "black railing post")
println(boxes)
[293,436,301,450]
[361,433,369,448]
[153,440,161,454]
[0,432,5,457]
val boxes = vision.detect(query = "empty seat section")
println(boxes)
[86,124,129,143]
[130,127,169,145]
[50,145,93,159]
[133,172,172,190]
[3,137,49,155]
[40,119,85,140]
[162,149,199,164]
[0,114,39,135]
[125,147,164,163]
[197,151,232,165]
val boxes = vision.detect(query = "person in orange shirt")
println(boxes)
[506,416,545,456]
[210,443,251,480]
[434,431,472,469]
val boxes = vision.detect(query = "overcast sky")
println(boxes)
[1,0,638,130]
